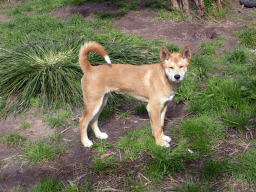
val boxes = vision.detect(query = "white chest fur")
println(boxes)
[161,82,181,104]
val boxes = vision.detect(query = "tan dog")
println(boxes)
[79,42,191,147]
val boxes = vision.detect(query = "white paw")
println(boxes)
[83,139,93,147]
[161,141,170,147]
[163,135,172,143]
[97,132,108,139]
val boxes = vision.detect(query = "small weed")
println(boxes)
[237,29,256,48]
[0,132,26,147]
[177,177,210,192]
[156,10,188,21]
[43,116,65,128]
[201,159,229,180]
[48,133,62,142]
[144,1,153,7]
[116,126,155,162]
[93,140,112,155]
[217,35,229,41]
[198,41,223,57]
[20,121,32,130]
[175,72,200,103]
[118,112,130,118]
[22,140,66,164]
[43,110,70,128]
[231,149,256,184]
[63,179,91,191]
[92,155,115,173]
[134,104,147,115]
[226,48,247,64]
[33,177,62,192]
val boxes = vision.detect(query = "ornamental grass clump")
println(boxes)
[0,38,84,112]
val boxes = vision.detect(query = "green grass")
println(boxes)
[22,140,66,164]
[33,177,63,192]
[91,140,115,173]
[7,0,70,16]
[116,126,198,179]
[201,159,230,180]
[231,148,256,184]
[33,176,91,192]
[237,29,256,48]
[43,110,71,128]
[0,132,26,147]
[134,103,147,115]
[156,10,188,21]
[177,177,210,192]
[20,121,32,130]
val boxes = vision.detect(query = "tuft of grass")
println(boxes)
[177,177,210,192]
[204,0,229,19]
[7,0,71,16]
[0,132,26,147]
[48,133,63,142]
[146,138,198,180]
[198,41,223,57]
[237,29,256,48]
[231,149,256,184]
[116,126,155,162]
[22,140,66,164]
[201,159,230,180]
[156,10,188,21]
[134,104,147,115]
[20,121,32,130]
[62,179,91,192]
[116,126,197,179]
[188,77,256,118]
[33,176,92,192]
[91,156,116,173]
[0,39,84,112]
[33,177,62,192]
[175,72,201,103]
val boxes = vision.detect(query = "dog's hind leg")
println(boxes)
[160,104,172,143]
[90,93,109,140]
[80,93,108,147]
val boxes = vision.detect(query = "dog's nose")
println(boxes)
[174,74,180,80]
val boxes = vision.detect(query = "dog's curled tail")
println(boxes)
[79,41,111,73]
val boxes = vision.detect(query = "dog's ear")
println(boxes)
[181,45,191,61]
[160,47,170,63]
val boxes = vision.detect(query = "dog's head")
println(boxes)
[160,45,191,83]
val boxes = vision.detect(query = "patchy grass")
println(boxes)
[22,140,66,164]
[0,132,26,147]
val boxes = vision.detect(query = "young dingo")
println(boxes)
[79,42,191,147]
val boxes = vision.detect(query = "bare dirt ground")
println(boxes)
[0,1,255,191]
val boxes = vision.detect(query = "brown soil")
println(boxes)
[0,1,255,191]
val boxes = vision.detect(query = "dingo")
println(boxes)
[79,42,191,147]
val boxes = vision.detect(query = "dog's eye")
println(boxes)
[180,66,184,68]
[170,67,173,69]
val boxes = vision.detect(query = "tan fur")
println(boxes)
[79,42,191,147]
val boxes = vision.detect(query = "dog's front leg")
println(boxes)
[147,101,170,147]
[79,110,93,147]
[161,104,172,143]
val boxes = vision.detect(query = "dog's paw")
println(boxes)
[97,132,108,140]
[161,141,170,147]
[83,139,93,147]
[163,135,172,143]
